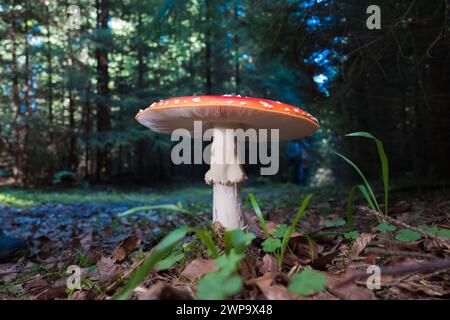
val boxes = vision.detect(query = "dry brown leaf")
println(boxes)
[389,201,413,215]
[112,235,140,263]
[89,256,119,284]
[240,255,259,280]
[289,236,318,261]
[181,258,216,281]
[35,278,67,300]
[259,254,278,274]
[249,272,294,300]
[80,232,94,251]
[326,272,376,300]
[136,281,193,300]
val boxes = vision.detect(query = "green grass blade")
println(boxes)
[248,193,271,239]
[347,186,358,231]
[290,194,312,230]
[334,151,380,211]
[115,227,191,300]
[195,229,220,258]
[118,204,202,223]
[346,132,389,214]
[357,184,377,211]
[280,194,312,263]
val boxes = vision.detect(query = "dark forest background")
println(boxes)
[0,0,449,187]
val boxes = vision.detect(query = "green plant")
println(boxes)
[343,230,360,240]
[115,227,191,300]
[249,193,312,266]
[196,231,256,300]
[336,132,389,217]
[115,223,256,300]
[376,223,396,232]
[157,252,185,270]
[288,268,327,296]
[395,229,422,242]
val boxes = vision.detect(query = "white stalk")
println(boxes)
[205,125,247,230]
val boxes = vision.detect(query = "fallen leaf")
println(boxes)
[112,235,141,262]
[249,272,293,300]
[181,258,216,281]
[80,232,94,251]
[36,278,67,300]
[389,201,413,215]
[326,272,376,300]
[259,254,278,274]
[136,281,193,300]
[89,256,119,284]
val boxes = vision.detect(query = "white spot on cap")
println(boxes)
[139,109,144,113]
[258,101,274,109]
[150,102,156,108]
[225,100,234,104]
[192,97,201,102]
[240,101,247,105]
[276,101,282,104]
[284,108,290,112]
[163,101,169,105]
[183,100,187,103]
[294,108,300,113]
[174,100,180,104]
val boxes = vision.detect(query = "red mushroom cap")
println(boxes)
[136,95,319,141]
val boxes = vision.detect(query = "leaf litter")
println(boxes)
[0,188,449,300]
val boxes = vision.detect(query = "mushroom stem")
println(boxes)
[212,183,244,230]
[205,125,247,230]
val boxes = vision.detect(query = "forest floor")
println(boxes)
[0,183,449,300]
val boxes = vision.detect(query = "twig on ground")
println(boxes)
[358,206,450,244]
[366,248,434,259]
[335,257,450,288]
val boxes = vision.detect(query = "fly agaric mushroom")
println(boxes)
[136,95,319,230]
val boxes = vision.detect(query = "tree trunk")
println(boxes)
[95,0,111,182]
[204,0,212,94]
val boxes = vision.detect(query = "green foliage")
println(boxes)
[196,273,243,300]
[157,252,185,270]
[215,250,245,276]
[418,225,450,238]
[343,231,360,240]
[195,229,220,258]
[395,229,422,243]
[346,132,389,214]
[249,193,312,266]
[336,132,390,233]
[115,227,191,300]
[437,229,450,238]
[262,238,282,252]
[288,269,327,296]
[224,230,255,255]
[119,203,202,223]
[248,193,271,239]
[376,224,396,232]
[324,220,346,228]
[196,247,249,299]
[273,224,289,238]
